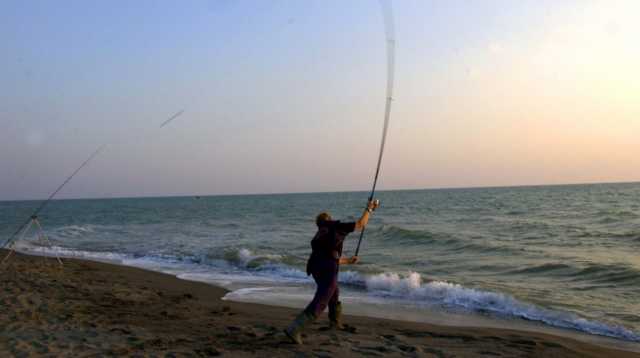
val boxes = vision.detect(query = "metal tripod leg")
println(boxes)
[1,219,34,266]
[33,218,63,266]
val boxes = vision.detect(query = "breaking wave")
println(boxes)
[342,271,640,342]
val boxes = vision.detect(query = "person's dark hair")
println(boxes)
[316,212,332,227]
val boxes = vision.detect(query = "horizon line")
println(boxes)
[2,179,639,203]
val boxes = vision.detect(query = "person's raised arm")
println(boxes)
[354,199,380,231]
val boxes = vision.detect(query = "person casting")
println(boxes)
[284,199,380,344]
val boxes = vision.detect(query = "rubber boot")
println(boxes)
[329,301,344,330]
[284,311,316,345]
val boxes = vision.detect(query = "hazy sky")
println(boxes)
[1,0,639,200]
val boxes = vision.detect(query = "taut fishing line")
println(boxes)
[354,0,395,257]
[2,109,185,253]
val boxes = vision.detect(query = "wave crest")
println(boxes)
[356,271,640,342]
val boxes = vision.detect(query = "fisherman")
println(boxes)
[284,199,380,344]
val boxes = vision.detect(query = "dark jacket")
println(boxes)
[306,220,355,276]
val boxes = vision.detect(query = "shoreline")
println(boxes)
[219,283,640,353]
[16,245,640,351]
[1,250,638,357]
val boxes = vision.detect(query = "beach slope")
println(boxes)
[0,250,636,357]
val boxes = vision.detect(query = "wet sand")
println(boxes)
[0,249,637,357]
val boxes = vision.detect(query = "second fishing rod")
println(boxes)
[1,109,185,262]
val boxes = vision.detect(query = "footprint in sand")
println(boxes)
[350,346,385,357]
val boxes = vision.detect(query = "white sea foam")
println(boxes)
[15,242,127,263]
[235,248,283,267]
[231,248,308,281]
[355,271,640,342]
[50,225,97,238]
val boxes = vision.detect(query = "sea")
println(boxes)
[2,182,639,349]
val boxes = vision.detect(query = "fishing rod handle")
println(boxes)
[355,226,366,257]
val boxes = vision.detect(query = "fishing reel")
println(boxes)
[367,199,381,212]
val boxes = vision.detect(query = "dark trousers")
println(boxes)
[304,265,339,317]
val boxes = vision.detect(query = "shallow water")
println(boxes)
[1,182,639,343]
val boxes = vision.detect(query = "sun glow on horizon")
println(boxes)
[385,0,640,190]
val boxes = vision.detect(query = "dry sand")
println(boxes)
[0,249,637,357]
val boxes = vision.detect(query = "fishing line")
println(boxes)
[2,110,185,251]
[159,109,184,128]
[355,0,395,257]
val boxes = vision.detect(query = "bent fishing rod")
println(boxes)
[354,0,395,257]
[2,109,185,251]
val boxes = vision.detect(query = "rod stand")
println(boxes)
[1,216,63,268]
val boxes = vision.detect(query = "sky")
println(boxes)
[1,0,639,200]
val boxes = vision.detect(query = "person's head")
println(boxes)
[316,212,332,227]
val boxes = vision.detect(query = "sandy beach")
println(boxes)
[0,249,637,357]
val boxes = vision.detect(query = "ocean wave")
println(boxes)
[509,220,553,232]
[222,248,308,280]
[450,242,517,255]
[223,248,283,268]
[320,267,639,342]
[505,263,573,275]
[351,271,640,342]
[50,225,97,238]
[572,264,640,286]
[573,230,640,243]
[595,209,639,219]
[377,225,519,255]
[14,242,127,262]
[377,225,440,244]
[502,261,640,286]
